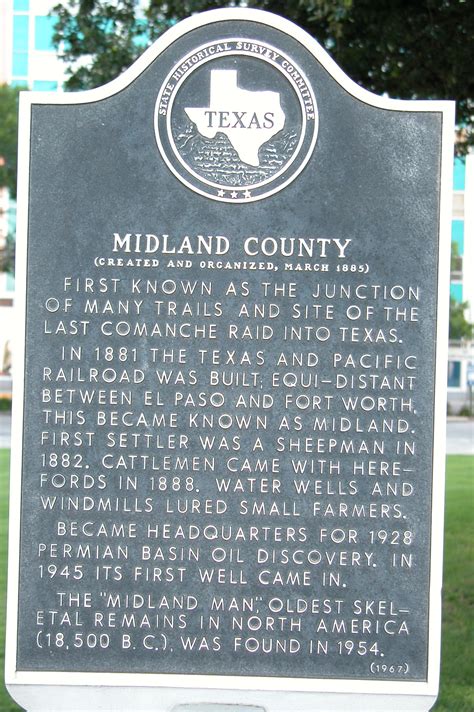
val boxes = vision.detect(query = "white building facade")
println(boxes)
[448,155,474,410]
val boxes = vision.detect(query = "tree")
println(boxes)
[0,234,15,275]
[51,0,474,152]
[0,85,19,275]
[0,85,20,199]
[449,297,474,341]
[52,0,150,91]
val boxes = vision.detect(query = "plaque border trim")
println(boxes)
[6,7,455,709]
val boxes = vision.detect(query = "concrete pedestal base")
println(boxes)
[6,684,438,712]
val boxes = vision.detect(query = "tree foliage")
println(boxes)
[0,234,15,276]
[0,85,19,275]
[51,0,474,152]
[449,297,474,340]
[0,85,20,199]
[52,0,149,90]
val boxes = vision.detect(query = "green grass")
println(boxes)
[433,456,474,711]
[0,449,17,712]
[0,452,472,711]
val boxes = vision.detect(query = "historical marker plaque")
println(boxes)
[7,9,454,712]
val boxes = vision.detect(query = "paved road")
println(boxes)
[0,412,473,454]
[445,418,474,455]
[0,412,11,449]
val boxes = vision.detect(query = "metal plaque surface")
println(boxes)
[6,8,453,712]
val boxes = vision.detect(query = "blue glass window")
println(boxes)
[12,52,28,77]
[447,361,461,388]
[13,0,29,10]
[6,274,15,292]
[10,79,28,88]
[35,16,57,51]
[13,15,29,51]
[452,220,464,255]
[133,19,150,48]
[453,157,465,191]
[450,283,463,303]
[32,80,58,91]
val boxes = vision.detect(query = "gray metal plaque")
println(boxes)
[6,8,453,712]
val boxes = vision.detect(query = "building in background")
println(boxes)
[448,156,474,411]
[1,0,473,410]
[0,0,65,389]
[2,0,66,91]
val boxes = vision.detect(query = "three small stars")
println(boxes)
[216,188,252,200]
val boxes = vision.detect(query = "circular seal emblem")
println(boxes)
[154,39,318,203]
